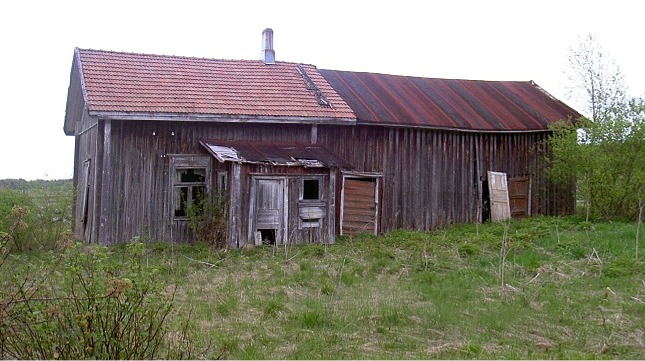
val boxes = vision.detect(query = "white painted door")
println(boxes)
[487,171,511,222]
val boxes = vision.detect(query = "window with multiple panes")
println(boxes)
[171,156,210,220]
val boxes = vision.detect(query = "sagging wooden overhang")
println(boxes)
[200,139,353,247]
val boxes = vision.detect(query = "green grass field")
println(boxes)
[2,216,644,359]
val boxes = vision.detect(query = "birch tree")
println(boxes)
[548,34,645,220]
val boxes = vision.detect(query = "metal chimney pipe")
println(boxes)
[261,28,275,64]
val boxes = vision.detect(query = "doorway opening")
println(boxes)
[258,229,276,245]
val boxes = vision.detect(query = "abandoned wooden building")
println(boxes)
[63,29,581,246]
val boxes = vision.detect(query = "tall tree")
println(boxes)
[549,34,645,220]
[565,34,627,123]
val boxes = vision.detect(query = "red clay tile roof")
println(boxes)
[320,69,581,132]
[74,48,356,121]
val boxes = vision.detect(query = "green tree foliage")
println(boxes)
[549,35,645,220]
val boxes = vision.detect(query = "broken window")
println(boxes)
[302,178,321,200]
[170,155,210,220]
[299,177,324,229]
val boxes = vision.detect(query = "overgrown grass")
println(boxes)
[3,216,644,359]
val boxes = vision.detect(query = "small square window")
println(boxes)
[302,179,320,200]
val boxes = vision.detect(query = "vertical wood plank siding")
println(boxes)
[318,124,573,234]
[238,164,334,246]
[81,119,573,244]
[100,120,312,244]
[72,124,98,242]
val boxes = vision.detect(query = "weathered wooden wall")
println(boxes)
[75,119,573,245]
[231,164,335,246]
[98,119,313,244]
[72,122,99,242]
[318,124,574,234]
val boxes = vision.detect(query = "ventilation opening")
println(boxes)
[259,229,276,245]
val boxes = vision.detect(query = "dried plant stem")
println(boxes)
[499,221,510,289]
[636,197,644,260]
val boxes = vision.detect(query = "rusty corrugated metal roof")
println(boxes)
[319,69,581,132]
[74,48,356,121]
[200,140,353,169]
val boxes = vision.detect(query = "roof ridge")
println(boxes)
[319,68,534,84]
[76,47,316,67]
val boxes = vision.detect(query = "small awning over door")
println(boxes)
[200,139,353,169]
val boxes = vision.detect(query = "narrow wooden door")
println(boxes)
[487,171,511,222]
[341,177,378,235]
[509,176,531,218]
[253,178,285,245]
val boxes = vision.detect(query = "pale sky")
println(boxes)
[1,0,643,180]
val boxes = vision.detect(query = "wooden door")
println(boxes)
[341,176,379,235]
[252,178,285,245]
[509,176,531,218]
[487,171,511,222]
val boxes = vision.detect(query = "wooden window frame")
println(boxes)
[299,176,323,202]
[169,155,211,221]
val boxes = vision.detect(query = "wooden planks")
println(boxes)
[487,171,511,222]
[341,177,377,235]
[509,176,531,218]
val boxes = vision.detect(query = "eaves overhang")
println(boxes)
[89,111,357,125]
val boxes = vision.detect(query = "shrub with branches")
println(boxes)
[0,224,192,359]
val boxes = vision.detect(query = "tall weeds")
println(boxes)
[0,208,192,359]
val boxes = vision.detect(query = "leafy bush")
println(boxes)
[0,180,73,251]
[0,239,192,359]
[186,191,228,248]
[0,189,34,250]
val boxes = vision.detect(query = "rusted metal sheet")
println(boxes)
[201,139,353,169]
[319,69,581,132]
